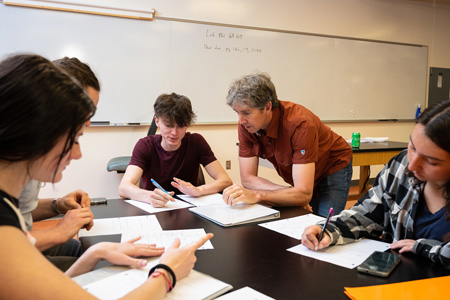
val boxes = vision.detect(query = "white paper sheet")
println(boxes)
[125,199,193,213]
[177,193,224,207]
[121,228,214,250]
[78,215,162,237]
[215,287,275,300]
[83,258,232,300]
[259,214,325,240]
[287,239,391,269]
[189,202,279,227]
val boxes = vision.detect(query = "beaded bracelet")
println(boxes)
[148,264,176,292]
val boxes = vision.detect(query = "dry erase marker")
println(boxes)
[317,207,333,250]
[151,179,175,201]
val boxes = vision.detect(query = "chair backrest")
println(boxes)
[147,117,157,136]
[197,166,206,186]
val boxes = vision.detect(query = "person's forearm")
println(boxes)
[65,244,104,277]
[241,175,311,206]
[31,198,58,222]
[413,238,450,270]
[198,177,233,196]
[255,187,312,206]
[31,227,67,252]
[119,183,151,203]
[241,174,289,191]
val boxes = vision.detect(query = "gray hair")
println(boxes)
[226,72,279,110]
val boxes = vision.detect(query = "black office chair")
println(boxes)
[106,117,205,185]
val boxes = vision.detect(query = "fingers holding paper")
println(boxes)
[222,184,258,206]
[302,225,331,251]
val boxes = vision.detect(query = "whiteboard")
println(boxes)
[0,4,428,123]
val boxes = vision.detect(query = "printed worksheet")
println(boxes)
[125,199,193,213]
[259,214,325,240]
[120,228,214,250]
[288,239,391,269]
[78,215,162,237]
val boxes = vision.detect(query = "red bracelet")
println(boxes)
[151,270,173,293]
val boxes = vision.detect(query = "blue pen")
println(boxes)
[151,179,175,201]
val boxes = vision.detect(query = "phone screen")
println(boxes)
[357,251,401,277]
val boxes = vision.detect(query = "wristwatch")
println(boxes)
[51,198,62,214]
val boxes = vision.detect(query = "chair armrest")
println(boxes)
[106,156,131,173]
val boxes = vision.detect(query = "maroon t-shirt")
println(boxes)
[129,132,217,192]
[239,100,352,188]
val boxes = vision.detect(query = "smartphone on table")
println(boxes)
[91,197,107,205]
[357,251,401,277]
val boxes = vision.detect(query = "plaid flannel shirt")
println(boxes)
[323,150,450,269]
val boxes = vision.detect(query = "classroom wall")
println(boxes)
[40,0,450,199]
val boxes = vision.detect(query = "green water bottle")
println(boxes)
[352,132,360,149]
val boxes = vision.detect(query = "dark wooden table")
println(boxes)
[81,199,449,300]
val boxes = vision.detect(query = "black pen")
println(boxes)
[316,207,333,250]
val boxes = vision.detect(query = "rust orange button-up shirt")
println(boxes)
[238,100,352,188]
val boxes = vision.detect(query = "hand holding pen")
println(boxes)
[150,179,176,207]
[316,207,333,251]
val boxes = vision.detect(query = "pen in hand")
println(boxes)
[316,207,333,251]
[151,179,175,201]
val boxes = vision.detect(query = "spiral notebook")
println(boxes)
[189,203,280,227]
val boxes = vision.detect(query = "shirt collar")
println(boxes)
[265,104,281,139]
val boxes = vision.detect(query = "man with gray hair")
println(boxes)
[223,72,352,217]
